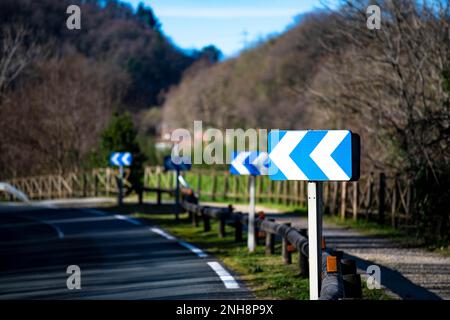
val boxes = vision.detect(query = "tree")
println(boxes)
[0,26,44,100]
[97,112,146,190]
[136,3,160,29]
[308,0,450,242]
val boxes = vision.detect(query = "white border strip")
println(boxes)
[179,241,208,258]
[207,262,240,289]
[114,214,142,226]
[150,227,177,240]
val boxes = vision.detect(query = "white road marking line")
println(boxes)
[179,241,208,258]
[150,227,177,240]
[21,214,64,239]
[207,261,240,289]
[114,214,142,225]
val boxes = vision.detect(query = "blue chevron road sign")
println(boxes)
[268,130,360,181]
[110,152,132,167]
[230,151,269,176]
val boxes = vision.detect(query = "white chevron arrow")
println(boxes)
[122,153,131,166]
[251,152,268,175]
[231,151,251,174]
[111,153,120,166]
[310,130,350,181]
[269,131,308,180]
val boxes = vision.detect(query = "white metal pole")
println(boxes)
[248,175,256,252]
[308,181,323,300]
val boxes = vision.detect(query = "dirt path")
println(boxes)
[204,202,450,300]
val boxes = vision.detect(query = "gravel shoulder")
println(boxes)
[204,202,450,300]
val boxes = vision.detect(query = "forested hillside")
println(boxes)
[163,1,449,241]
[0,0,212,177]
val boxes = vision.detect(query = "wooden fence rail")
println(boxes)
[1,168,123,201]
[1,166,413,228]
[144,167,414,228]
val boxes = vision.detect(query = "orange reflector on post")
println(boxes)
[258,231,266,238]
[287,244,295,252]
[326,256,338,273]
[258,211,265,220]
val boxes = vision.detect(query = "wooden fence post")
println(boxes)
[331,182,338,215]
[352,182,359,221]
[94,174,99,197]
[234,176,239,202]
[366,173,374,221]
[378,173,386,225]
[391,179,397,227]
[211,172,217,201]
[82,173,87,198]
[340,182,347,220]
[223,174,228,201]
[276,181,282,204]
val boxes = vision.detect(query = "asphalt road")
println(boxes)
[0,204,251,299]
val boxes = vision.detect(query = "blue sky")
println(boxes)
[122,0,326,57]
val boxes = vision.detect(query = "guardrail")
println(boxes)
[0,182,30,203]
[3,167,414,230]
[180,195,363,300]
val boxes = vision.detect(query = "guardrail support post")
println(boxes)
[219,217,226,238]
[192,210,199,227]
[341,258,362,299]
[298,228,309,277]
[157,190,161,205]
[117,166,124,206]
[282,222,292,264]
[138,186,143,205]
[203,211,211,232]
[234,213,243,242]
[265,219,275,255]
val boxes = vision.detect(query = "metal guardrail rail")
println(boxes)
[181,196,362,300]
[0,182,30,203]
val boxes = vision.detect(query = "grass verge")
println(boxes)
[132,211,391,300]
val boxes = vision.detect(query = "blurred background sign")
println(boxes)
[110,152,132,167]
[230,151,268,176]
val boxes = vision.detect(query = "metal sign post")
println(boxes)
[308,181,323,300]
[229,151,269,253]
[175,168,180,221]
[118,165,124,206]
[110,152,132,207]
[248,175,256,252]
[268,130,360,300]
[164,155,191,220]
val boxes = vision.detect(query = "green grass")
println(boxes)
[131,211,392,300]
